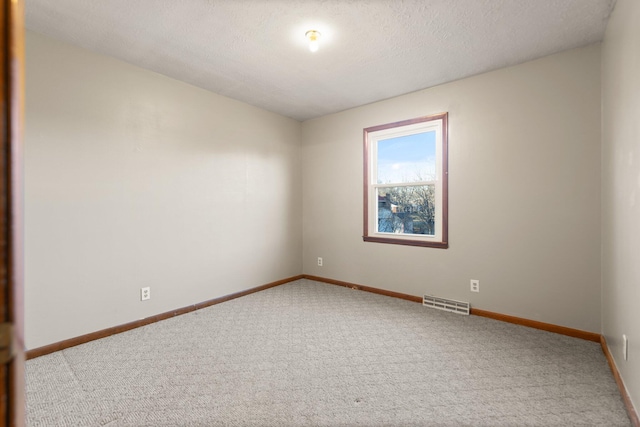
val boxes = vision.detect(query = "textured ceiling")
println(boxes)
[25,0,616,121]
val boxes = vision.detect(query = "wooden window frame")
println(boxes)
[363,113,448,248]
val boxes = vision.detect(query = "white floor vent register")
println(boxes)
[423,295,470,315]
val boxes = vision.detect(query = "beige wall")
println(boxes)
[25,32,302,350]
[602,0,640,412]
[302,44,602,333]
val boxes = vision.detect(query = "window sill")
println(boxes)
[362,235,448,249]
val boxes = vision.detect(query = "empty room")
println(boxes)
[16,0,639,425]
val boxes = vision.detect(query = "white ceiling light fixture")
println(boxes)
[305,30,321,52]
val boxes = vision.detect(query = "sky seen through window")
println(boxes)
[377,131,436,183]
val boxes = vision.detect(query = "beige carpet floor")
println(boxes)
[26,279,631,426]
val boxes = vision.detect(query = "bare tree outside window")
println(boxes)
[378,184,435,235]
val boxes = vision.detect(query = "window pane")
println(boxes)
[377,185,435,236]
[377,131,436,184]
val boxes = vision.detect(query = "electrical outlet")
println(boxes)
[317,257,323,267]
[141,287,151,301]
[623,334,628,361]
[470,280,480,292]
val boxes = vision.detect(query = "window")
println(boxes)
[363,113,448,248]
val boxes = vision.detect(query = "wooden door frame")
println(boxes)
[1,0,25,425]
